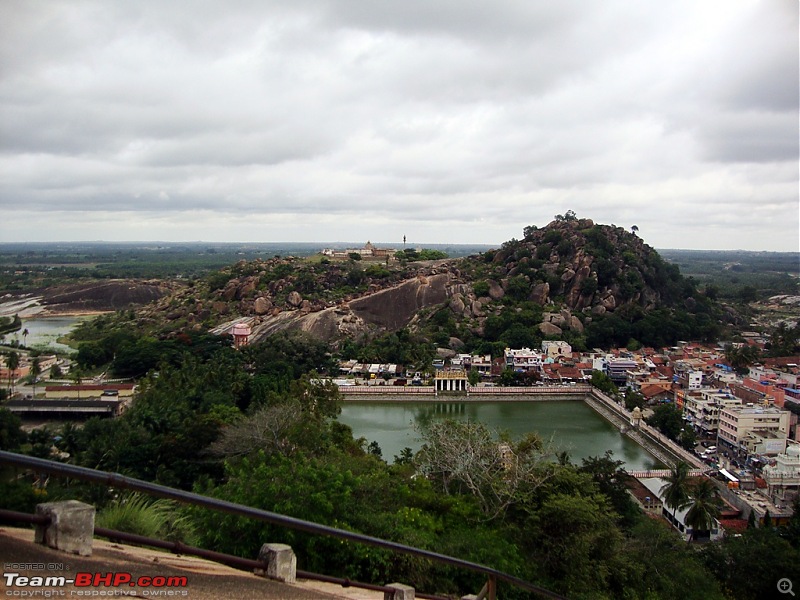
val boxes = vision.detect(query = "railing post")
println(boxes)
[34,500,95,557]
[487,575,497,600]
[384,582,415,599]
[254,543,296,583]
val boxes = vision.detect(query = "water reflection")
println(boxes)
[339,399,660,470]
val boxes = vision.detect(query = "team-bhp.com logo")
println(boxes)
[4,572,189,596]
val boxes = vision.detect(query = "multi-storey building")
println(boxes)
[504,347,543,373]
[683,389,741,437]
[605,357,638,384]
[718,405,790,457]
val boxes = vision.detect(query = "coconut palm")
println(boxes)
[30,357,41,398]
[660,461,692,528]
[22,328,29,347]
[684,478,722,541]
[5,351,20,394]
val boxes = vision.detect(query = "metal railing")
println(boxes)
[0,450,565,599]
[0,508,412,598]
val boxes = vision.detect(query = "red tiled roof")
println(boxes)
[719,518,749,534]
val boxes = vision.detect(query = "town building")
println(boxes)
[762,442,800,506]
[683,389,742,437]
[718,405,790,458]
[639,477,724,542]
[504,348,543,374]
[541,341,572,360]
[434,370,468,393]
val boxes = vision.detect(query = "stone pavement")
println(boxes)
[0,527,382,600]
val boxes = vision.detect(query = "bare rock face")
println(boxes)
[530,282,550,305]
[449,294,466,315]
[601,293,617,311]
[471,300,484,317]
[222,282,238,301]
[545,312,567,327]
[449,337,465,351]
[254,297,272,315]
[592,304,607,316]
[569,315,584,333]
[540,321,563,336]
[488,280,505,300]
[287,291,303,307]
[237,277,258,299]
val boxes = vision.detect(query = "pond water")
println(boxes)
[339,399,660,470]
[5,317,87,353]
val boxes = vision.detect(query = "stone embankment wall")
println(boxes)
[341,385,590,401]
[587,389,705,469]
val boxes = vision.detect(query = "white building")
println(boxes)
[541,341,572,360]
[639,477,724,542]
[718,405,790,457]
[763,443,800,505]
[504,348,543,373]
[683,389,742,436]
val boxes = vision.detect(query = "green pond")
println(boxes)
[338,399,660,470]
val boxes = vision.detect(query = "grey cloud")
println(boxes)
[0,0,797,251]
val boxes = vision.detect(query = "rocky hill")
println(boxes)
[129,216,732,349]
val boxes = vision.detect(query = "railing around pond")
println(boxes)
[0,450,565,600]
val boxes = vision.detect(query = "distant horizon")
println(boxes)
[0,240,797,255]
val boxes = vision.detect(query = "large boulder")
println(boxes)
[530,282,550,305]
[449,294,466,315]
[287,291,303,307]
[254,297,272,315]
[488,280,505,300]
[539,321,563,336]
[569,315,584,333]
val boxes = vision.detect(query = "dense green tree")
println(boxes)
[589,370,618,397]
[617,518,724,599]
[623,390,646,411]
[724,343,761,374]
[767,322,800,357]
[646,403,684,441]
[0,408,26,450]
[702,527,800,600]
[527,492,621,596]
[579,451,639,526]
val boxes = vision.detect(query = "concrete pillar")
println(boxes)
[384,583,415,600]
[35,500,95,557]
[255,543,296,583]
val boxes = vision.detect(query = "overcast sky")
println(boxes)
[1,1,798,251]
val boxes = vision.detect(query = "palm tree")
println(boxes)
[5,351,20,395]
[22,328,29,347]
[684,478,722,541]
[30,357,41,398]
[660,461,692,530]
[631,225,639,235]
